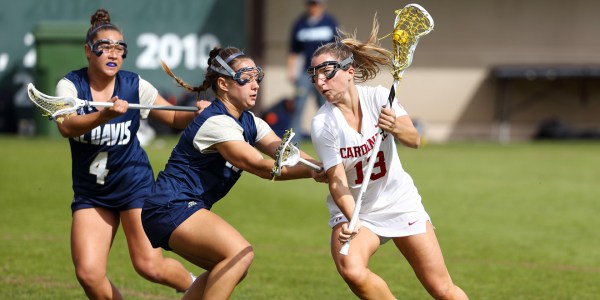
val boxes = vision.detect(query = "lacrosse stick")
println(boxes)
[27,83,198,123]
[340,3,434,255]
[271,128,322,180]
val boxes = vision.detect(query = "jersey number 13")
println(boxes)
[353,151,387,185]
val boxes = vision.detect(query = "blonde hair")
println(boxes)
[313,14,391,83]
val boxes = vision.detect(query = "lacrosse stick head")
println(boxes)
[271,129,302,180]
[390,3,434,80]
[27,83,80,123]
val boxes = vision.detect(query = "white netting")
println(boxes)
[27,84,77,123]
[271,129,295,179]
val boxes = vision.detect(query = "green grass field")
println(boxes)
[1,135,599,299]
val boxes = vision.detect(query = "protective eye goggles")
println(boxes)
[306,55,354,83]
[210,52,264,85]
[231,66,265,85]
[88,39,128,59]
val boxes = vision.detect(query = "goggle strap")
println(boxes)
[339,55,354,68]
[223,51,245,63]
[211,51,246,77]
[86,24,118,43]
[211,56,236,77]
[307,55,354,75]
[209,51,264,85]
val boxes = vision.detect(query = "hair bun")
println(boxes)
[90,8,111,27]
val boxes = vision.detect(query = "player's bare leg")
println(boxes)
[169,209,254,299]
[71,207,123,299]
[331,224,396,300]
[393,221,468,300]
[120,208,194,292]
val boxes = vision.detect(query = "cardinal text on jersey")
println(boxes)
[339,132,379,159]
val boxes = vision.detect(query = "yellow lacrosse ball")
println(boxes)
[393,29,409,44]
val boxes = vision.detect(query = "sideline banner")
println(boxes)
[0,0,247,133]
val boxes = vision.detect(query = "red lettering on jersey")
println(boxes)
[352,146,360,157]
[338,132,381,158]
[360,144,370,156]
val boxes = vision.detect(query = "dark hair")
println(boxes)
[161,46,251,99]
[86,8,122,43]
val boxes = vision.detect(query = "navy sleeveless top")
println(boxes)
[65,68,154,208]
[149,100,258,209]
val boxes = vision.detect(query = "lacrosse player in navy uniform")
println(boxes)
[309,18,469,299]
[53,8,209,299]
[142,46,325,299]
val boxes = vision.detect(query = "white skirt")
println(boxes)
[329,210,431,239]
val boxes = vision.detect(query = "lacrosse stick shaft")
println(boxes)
[340,3,433,255]
[298,157,323,172]
[339,80,398,256]
[339,132,382,255]
[85,101,198,112]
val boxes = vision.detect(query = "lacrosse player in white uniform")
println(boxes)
[309,17,469,300]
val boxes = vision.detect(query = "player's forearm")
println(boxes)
[57,111,113,137]
[393,124,420,148]
[333,195,356,221]
[171,110,197,129]
[272,163,314,181]
[329,180,355,220]
[390,117,420,148]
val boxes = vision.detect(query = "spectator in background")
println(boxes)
[287,0,338,142]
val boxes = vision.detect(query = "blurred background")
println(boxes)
[2,2,599,298]
[1,0,600,142]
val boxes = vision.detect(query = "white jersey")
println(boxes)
[311,85,427,237]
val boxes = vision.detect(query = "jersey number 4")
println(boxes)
[90,152,109,185]
[353,151,387,185]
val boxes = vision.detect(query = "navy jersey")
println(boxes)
[289,12,338,70]
[65,68,154,208]
[148,100,258,210]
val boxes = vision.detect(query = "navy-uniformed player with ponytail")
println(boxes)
[54,8,208,299]
[142,46,326,299]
